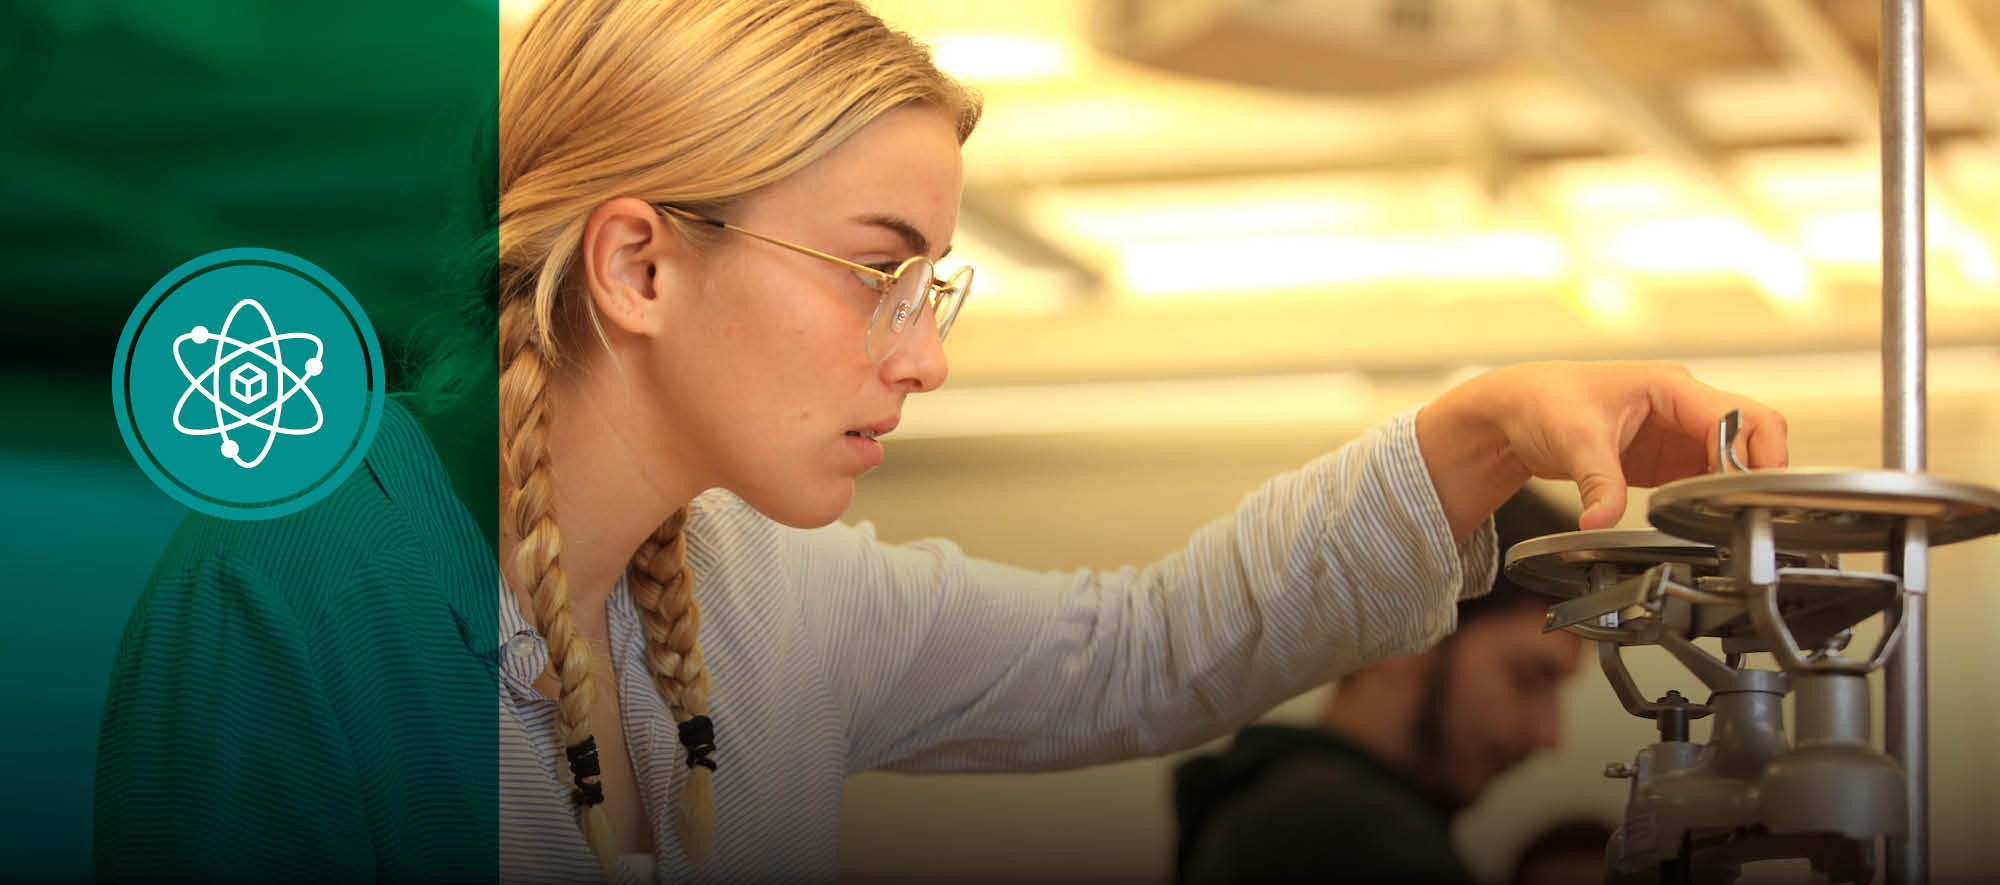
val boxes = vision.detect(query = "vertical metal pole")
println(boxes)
[1879,0,1927,881]
[1886,521,1927,884]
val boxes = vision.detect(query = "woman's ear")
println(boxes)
[579,196,684,337]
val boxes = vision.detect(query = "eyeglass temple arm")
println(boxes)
[654,204,895,283]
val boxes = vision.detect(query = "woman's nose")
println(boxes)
[879,311,950,393]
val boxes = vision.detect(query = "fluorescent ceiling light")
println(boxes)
[891,348,2000,441]
[1599,215,1817,308]
[1031,172,1564,298]
[1953,236,1998,291]
[1602,215,1757,271]
[1742,241,1813,307]
[1035,172,1481,241]
[1736,152,1877,208]
[1117,230,1570,297]
[1006,151,1990,308]
[1795,207,1997,299]
[1536,160,1697,217]
[1573,274,1638,325]
[896,372,1376,439]
[929,34,1073,83]
[1044,194,1378,242]
[1796,211,1879,267]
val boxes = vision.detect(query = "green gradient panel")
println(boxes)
[0,1,497,880]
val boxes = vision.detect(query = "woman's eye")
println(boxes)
[851,269,888,291]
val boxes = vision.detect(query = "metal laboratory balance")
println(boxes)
[1507,417,2000,883]
[1501,1,2000,882]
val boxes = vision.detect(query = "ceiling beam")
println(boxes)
[1751,0,1999,280]
[1750,0,1881,142]
[960,189,1107,300]
[1931,0,2000,139]
[1514,0,1817,313]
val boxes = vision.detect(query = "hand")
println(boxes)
[1416,361,1789,538]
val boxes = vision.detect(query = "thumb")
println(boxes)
[1571,449,1629,531]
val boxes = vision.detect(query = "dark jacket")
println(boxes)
[1174,724,1477,884]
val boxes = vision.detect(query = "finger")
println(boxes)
[1739,405,1790,469]
[1654,376,1789,471]
[1704,404,1787,472]
[1577,472,1627,531]
[1568,432,1630,530]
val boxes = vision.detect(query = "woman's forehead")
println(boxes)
[746,106,963,251]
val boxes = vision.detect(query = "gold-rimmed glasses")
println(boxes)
[654,204,972,363]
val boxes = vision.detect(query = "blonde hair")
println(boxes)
[496,0,978,869]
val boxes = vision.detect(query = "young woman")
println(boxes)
[492,1,1785,883]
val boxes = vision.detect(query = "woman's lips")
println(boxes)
[844,430,884,468]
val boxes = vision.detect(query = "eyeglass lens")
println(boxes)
[866,258,972,363]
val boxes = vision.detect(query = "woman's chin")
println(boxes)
[741,481,855,529]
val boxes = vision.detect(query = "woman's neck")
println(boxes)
[503,370,703,639]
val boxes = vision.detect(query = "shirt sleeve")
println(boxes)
[94,551,382,881]
[791,409,1498,773]
[94,511,497,881]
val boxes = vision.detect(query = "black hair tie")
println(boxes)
[565,737,606,807]
[678,716,718,772]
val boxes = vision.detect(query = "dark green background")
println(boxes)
[0,2,496,877]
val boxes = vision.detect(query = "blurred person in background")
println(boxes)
[1510,818,1618,885]
[1174,490,1587,885]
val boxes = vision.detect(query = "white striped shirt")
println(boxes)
[496,410,1497,883]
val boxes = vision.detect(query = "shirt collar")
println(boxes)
[497,575,533,642]
[494,573,639,704]
[496,577,547,703]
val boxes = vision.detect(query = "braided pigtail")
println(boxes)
[502,0,984,869]
[498,296,619,876]
[627,508,718,863]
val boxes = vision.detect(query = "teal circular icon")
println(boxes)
[112,248,385,520]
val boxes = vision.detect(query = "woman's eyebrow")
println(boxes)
[852,213,952,260]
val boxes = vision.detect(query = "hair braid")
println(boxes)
[627,508,716,862]
[500,0,982,868]
[498,296,620,875]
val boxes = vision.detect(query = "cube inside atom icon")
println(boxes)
[230,363,268,403]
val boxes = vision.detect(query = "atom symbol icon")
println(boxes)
[172,298,326,469]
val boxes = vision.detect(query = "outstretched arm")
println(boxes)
[805,411,1491,773]
[804,361,1788,773]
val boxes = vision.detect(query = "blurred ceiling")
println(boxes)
[855,0,2000,390]
[16,0,1993,402]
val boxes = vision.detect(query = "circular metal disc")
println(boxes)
[1503,529,1728,599]
[1648,468,2000,552]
